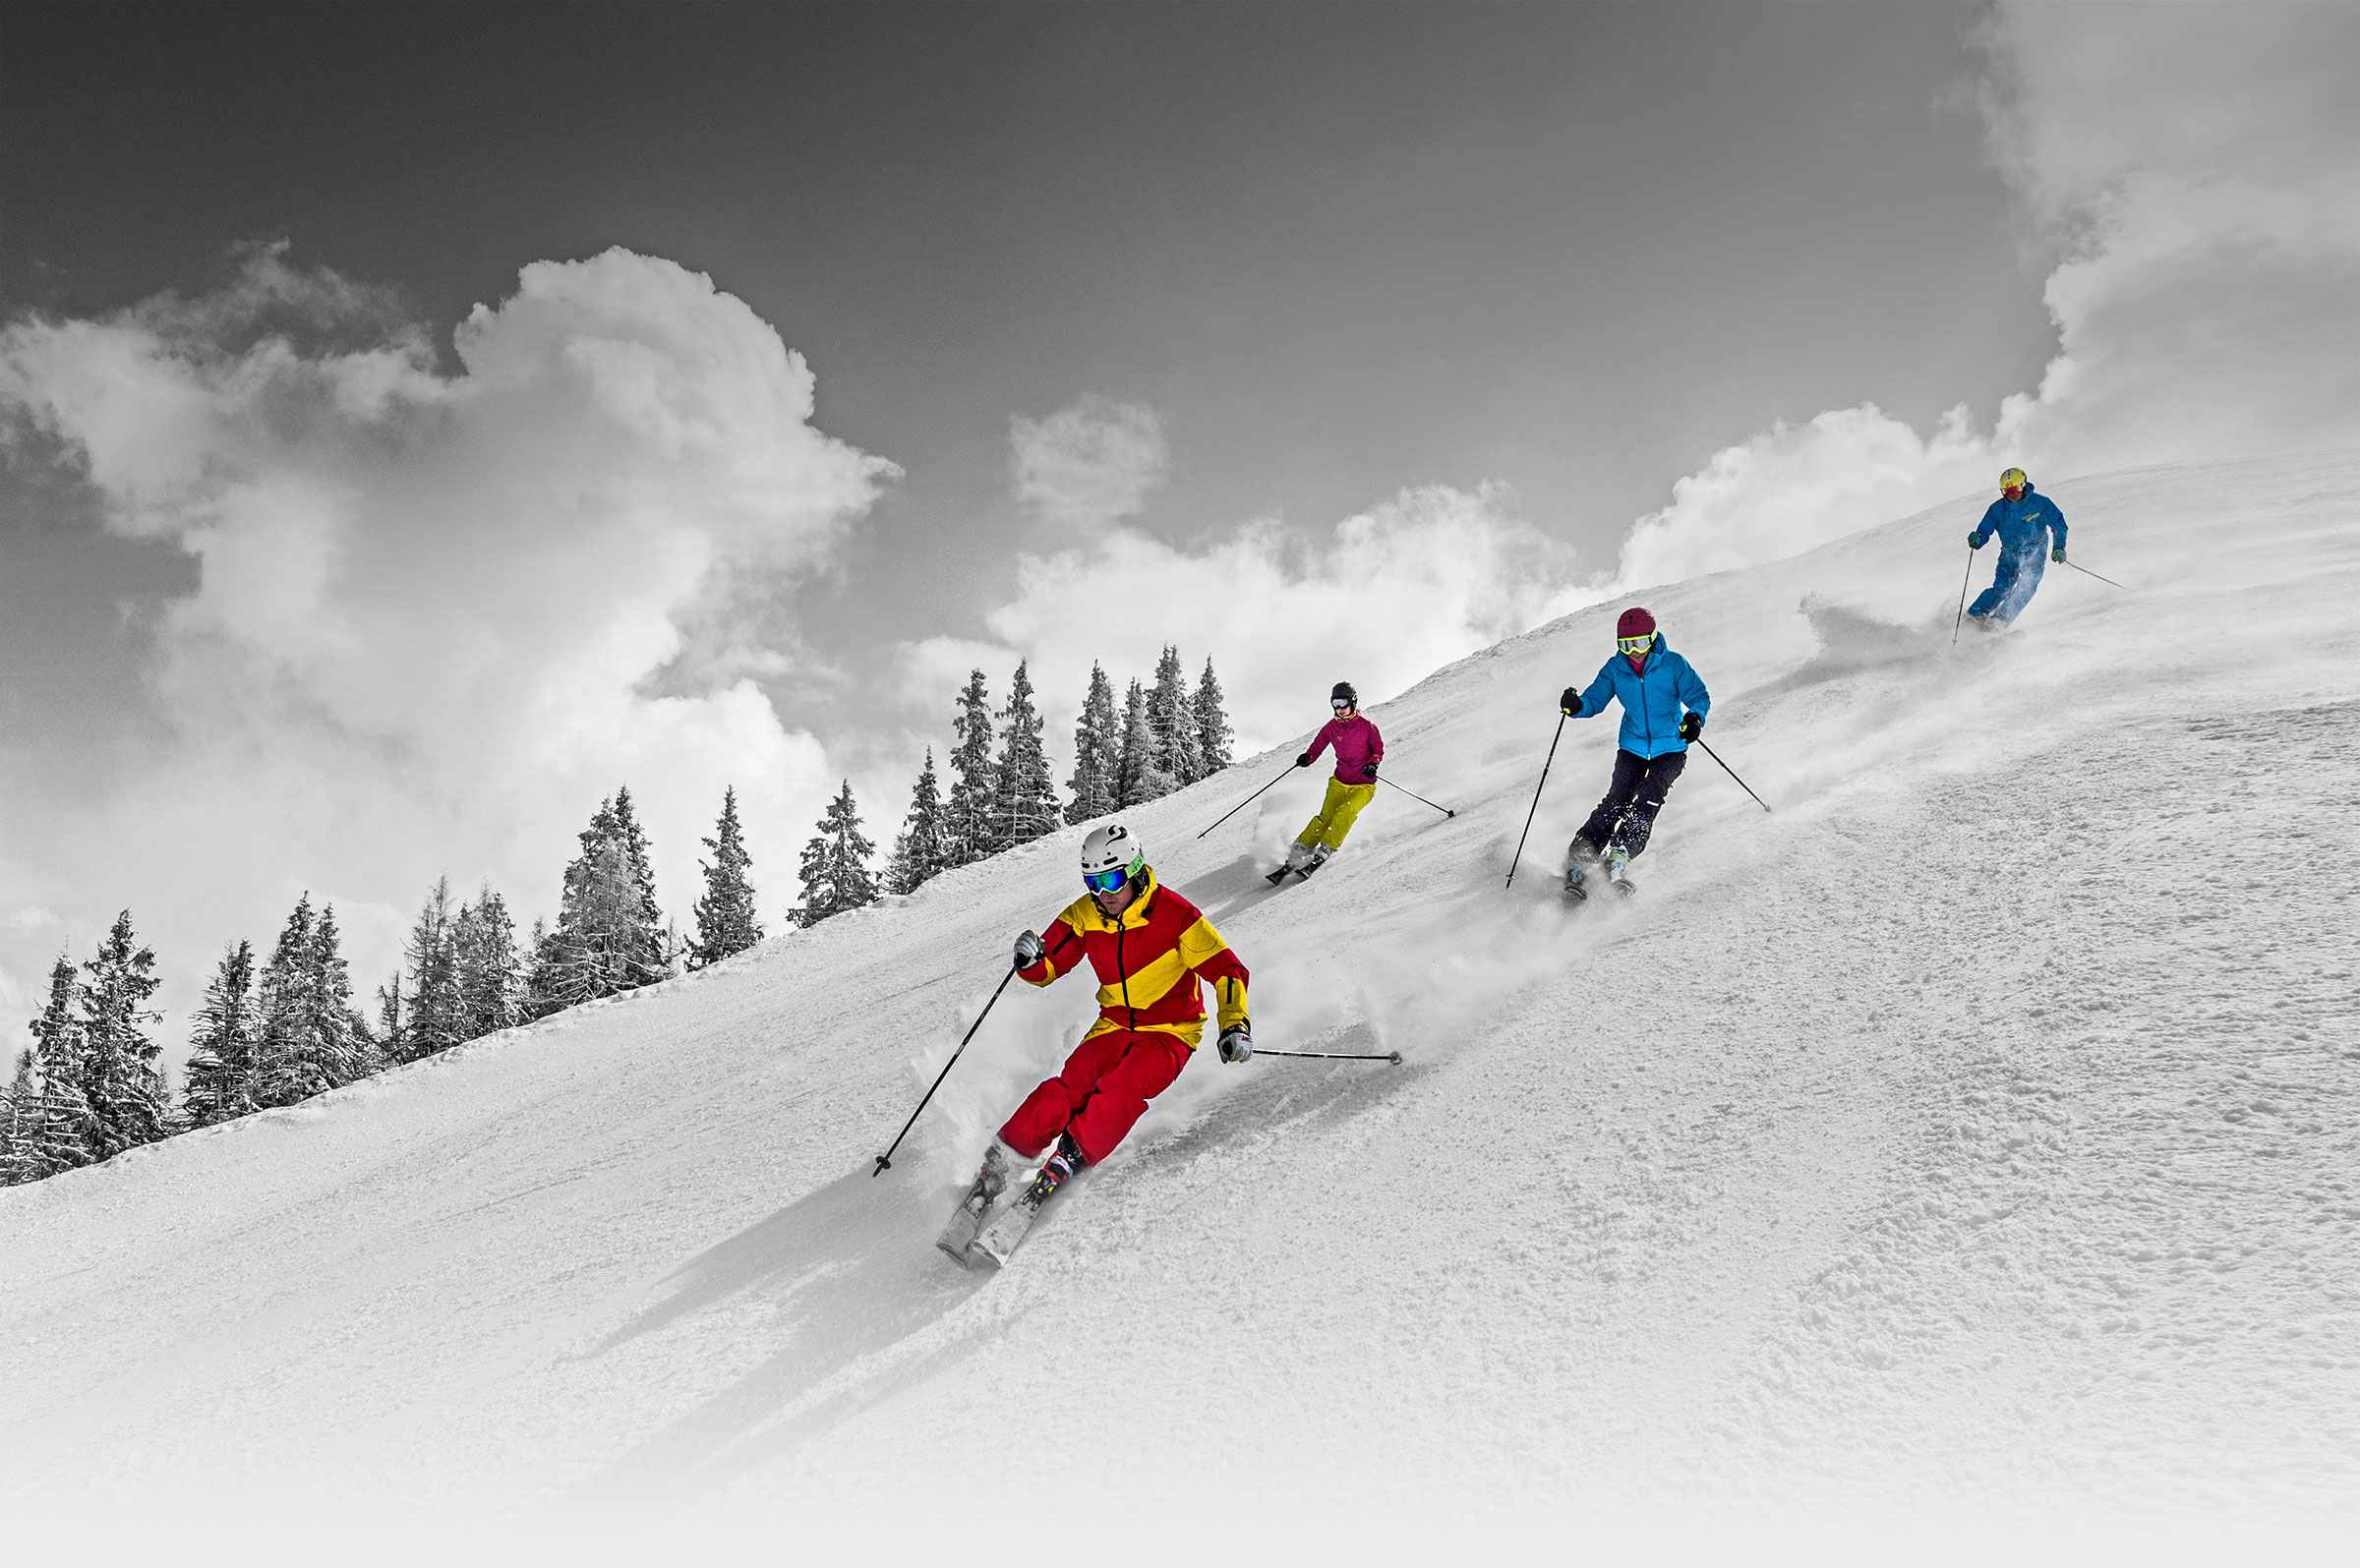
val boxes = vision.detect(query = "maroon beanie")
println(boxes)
[1617,607,1657,640]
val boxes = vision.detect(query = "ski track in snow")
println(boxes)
[3,451,2357,1559]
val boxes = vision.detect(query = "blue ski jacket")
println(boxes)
[1571,637,1712,760]
[1974,486,2069,552]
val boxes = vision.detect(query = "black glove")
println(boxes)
[1968,531,1987,550]
[1363,761,1379,782]
[1561,687,1582,716]
[1296,751,1313,768]
[1678,713,1702,742]
[1217,1026,1253,1064]
[1014,930,1044,969]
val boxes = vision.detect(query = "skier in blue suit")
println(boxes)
[1966,467,2070,628]
[1557,607,1711,896]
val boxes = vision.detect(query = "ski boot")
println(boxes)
[971,1133,1086,1269]
[1297,843,1332,877]
[1604,847,1638,897]
[937,1141,1016,1262]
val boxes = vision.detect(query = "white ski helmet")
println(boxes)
[1080,822,1146,890]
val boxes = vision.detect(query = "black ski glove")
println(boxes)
[1217,1026,1254,1064]
[1363,761,1379,782]
[1296,751,1313,768]
[1679,713,1702,742]
[1014,930,1044,969]
[1561,687,1582,716]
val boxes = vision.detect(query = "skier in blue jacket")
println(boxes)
[1557,607,1711,896]
[1965,467,2070,628]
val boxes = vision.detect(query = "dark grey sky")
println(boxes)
[5,1,2050,726]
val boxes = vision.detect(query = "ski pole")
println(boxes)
[1504,713,1565,891]
[1378,776,1454,818]
[872,962,1019,1177]
[2062,556,2130,591]
[1253,1047,1403,1065]
[1694,737,1771,813]
[1951,545,1976,646]
[1196,760,1300,840]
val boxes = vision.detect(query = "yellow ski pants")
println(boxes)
[1295,777,1377,852]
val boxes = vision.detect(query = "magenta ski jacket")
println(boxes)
[1306,714,1384,784]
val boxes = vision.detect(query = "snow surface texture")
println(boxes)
[4,453,2356,1561]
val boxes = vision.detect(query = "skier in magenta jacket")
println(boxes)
[1280,681,1384,876]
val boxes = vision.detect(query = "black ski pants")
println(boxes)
[1572,747,1687,862]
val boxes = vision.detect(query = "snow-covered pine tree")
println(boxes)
[182,940,261,1129]
[944,668,998,865]
[0,1048,39,1186]
[1116,677,1175,806]
[792,781,879,928]
[399,876,464,1063]
[1065,662,1120,825]
[607,787,668,970]
[884,749,951,895]
[24,953,92,1177]
[453,887,521,1039]
[992,660,1062,848]
[1148,644,1205,785]
[1194,657,1233,777]
[688,786,762,968]
[373,973,407,1061]
[253,895,367,1103]
[77,910,170,1159]
[526,792,671,1018]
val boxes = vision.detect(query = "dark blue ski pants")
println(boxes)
[1969,543,2046,623]
[1573,747,1687,862]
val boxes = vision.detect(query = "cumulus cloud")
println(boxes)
[0,246,896,1012]
[1010,395,1168,531]
[1615,0,2360,588]
[906,480,1592,767]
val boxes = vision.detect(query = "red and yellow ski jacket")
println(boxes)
[1019,868,1249,1048]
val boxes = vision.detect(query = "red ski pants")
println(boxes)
[998,1025,1193,1165]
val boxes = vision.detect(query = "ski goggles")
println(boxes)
[1082,857,1141,895]
[1619,634,1655,657]
[1331,699,1354,712]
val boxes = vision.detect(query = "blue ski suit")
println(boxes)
[1968,486,2069,624]
[1569,638,1711,760]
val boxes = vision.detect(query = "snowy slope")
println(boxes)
[4,451,2356,1560]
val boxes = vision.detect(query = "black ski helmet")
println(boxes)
[1331,681,1357,708]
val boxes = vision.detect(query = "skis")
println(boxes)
[935,1144,1012,1261]
[1266,853,1328,886]
[967,1186,1047,1269]
[939,1147,1063,1270]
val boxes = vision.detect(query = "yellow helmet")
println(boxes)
[2000,467,2030,495]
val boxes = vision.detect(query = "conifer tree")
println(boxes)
[884,749,951,895]
[792,781,879,928]
[23,956,91,1179]
[991,660,1062,848]
[1115,677,1174,806]
[78,910,169,1159]
[1148,644,1204,784]
[398,876,464,1062]
[374,973,407,1060]
[0,1048,40,1186]
[527,792,670,1017]
[944,668,999,865]
[255,895,369,1104]
[183,940,261,1129]
[453,887,522,1039]
[1194,657,1234,777]
[1065,663,1120,826]
[688,786,763,968]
